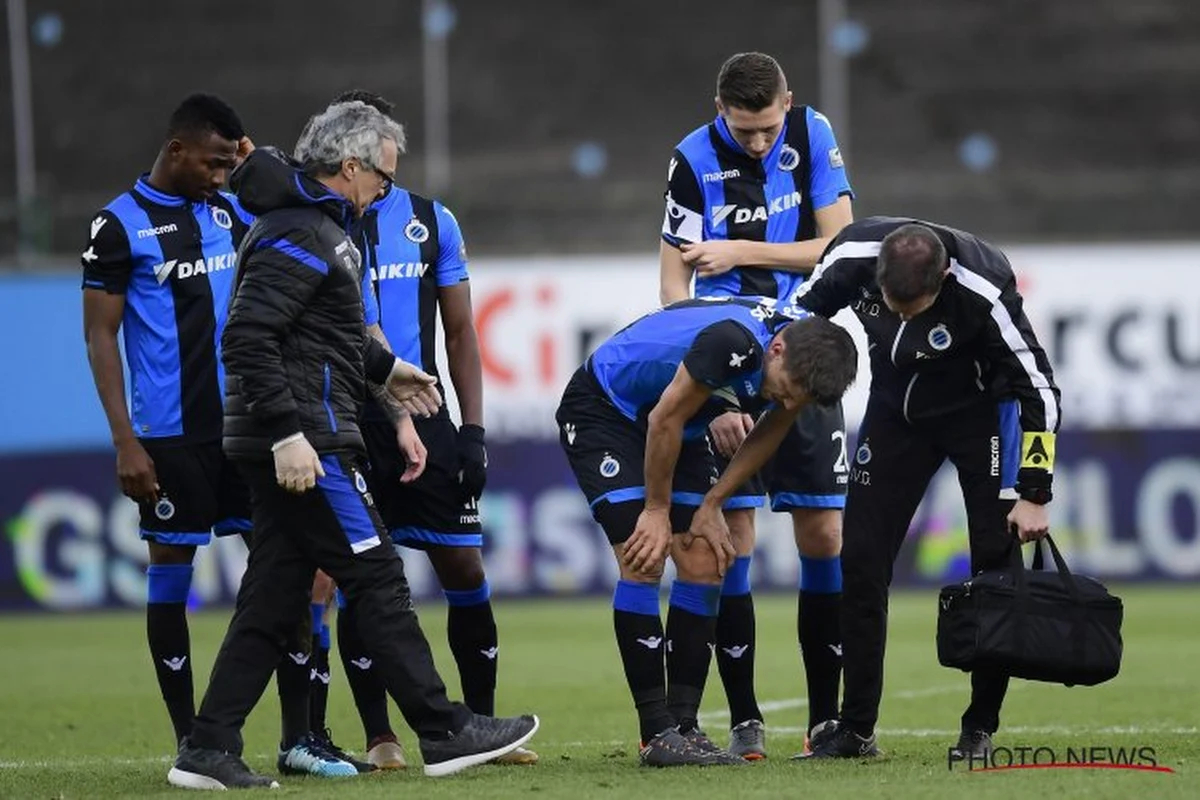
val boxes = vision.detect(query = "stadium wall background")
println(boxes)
[1,247,1198,610]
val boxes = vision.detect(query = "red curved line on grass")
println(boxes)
[973,763,1175,774]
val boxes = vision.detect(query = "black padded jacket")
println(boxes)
[221,148,395,460]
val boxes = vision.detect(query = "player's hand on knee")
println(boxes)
[683,508,736,578]
[623,509,672,576]
[709,411,752,458]
[271,433,324,493]
[1008,499,1050,543]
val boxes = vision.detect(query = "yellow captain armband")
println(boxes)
[1020,432,1056,473]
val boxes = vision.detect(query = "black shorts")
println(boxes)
[362,413,483,550]
[720,401,849,512]
[137,440,252,546]
[556,368,719,545]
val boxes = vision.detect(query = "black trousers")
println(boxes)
[840,398,1015,735]
[189,452,471,754]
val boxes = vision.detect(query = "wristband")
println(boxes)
[1016,466,1053,505]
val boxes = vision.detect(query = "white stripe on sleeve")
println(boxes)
[950,260,1059,431]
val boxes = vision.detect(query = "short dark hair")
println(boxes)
[876,224,949,303]
[780,316,858,406]
[166,93,244,142]
[333,89,394,116]
[717,52,786,111]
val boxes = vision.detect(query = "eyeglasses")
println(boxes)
[359,159,395,193]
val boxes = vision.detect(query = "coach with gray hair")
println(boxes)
[170,102,538,790]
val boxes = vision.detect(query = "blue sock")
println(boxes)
[612,580,671,742]
[146,564,195,743]
[721,556,752,597]
[668,580,721,617]
[799,555,842,594]
[667,581,721,731]
[445,580,498,715]
[716,557,760,725]
[148,564,193,604]
[613,579,661,616]
[444,580,491,608]
[799,555,843,729]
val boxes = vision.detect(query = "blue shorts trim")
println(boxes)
[589,487,709,509]
[770,492,846,512]
[668,491,707,507]
[722,495,766,510]
[212,517,252,537]
[590,486,645,508]
[391,527,484,548]
[139,529,212,546]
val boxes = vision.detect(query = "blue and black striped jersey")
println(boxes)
[588,297,793,440]
[662,106,852,312]
[81,176,253,443]
[355,185,468,386]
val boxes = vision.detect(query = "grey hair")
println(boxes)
[293,101,406,174]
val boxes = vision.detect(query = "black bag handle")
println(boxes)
[1012,531,1082,604]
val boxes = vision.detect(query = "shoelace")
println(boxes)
[684,730,724,754]
[317,729,355,761]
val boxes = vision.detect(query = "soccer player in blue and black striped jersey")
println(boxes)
[659,52,855,759]
[82,95,254,749]
[555,298,857,766]
[81,96,356,778]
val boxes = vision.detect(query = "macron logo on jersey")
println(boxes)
[702,168,740,183]
[137,223,178,239]
[153,251,237,285]
[372,262,430,281]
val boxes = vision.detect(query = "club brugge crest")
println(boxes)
[778,144,801,172]
[856,442,872,465]
[354,470,368,494]
[211,206,233,230]
[404,218,429,243]
[154,496,176,520]
[599,454,620,478]
[928,323,952,351]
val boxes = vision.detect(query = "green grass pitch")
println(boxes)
[1,586,1196,798]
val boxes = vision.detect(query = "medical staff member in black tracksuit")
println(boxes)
[696,217,1061,762]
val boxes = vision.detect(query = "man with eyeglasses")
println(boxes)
[169,101,539,790]
[295,89,535,771]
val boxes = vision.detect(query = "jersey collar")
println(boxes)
[133,175,190,208]
[713,114,790,173]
